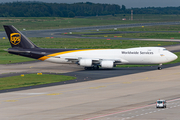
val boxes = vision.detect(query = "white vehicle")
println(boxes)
[3,25,178,70]
[156,100,166,108]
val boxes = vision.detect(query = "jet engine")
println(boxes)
[79,59,92,67]
[101,61,114,68]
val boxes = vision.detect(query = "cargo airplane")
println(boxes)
[3,25,178,70]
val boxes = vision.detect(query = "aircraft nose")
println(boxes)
[174,54,178,60]
[171,53,178,61]
[165,52,178,62]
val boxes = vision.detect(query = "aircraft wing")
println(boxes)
[50,56,128,64]
[51,56,100,62]
[5,48,129,64]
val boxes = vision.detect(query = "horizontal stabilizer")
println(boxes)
[4,49,31,53]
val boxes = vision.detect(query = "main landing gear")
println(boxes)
[84,65,99,70]
[158,64,162,70]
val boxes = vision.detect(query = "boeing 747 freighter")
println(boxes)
[3,25,178,70]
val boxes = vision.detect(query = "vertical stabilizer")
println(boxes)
[3,25,38,49]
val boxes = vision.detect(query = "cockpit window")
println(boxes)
[163,49,167,51]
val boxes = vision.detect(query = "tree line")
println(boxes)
[0,1,180,17]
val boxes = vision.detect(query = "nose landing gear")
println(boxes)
[158,64,162,70]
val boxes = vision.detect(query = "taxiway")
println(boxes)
[1,62,180,120]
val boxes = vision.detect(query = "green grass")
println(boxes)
[67,24,180,38]
[0,17,147,31]
[0,47,35,64]
[100,24,180,32]
[2,37,177,49]
[0,53,35,64]
[28,38,180,49]
[83,32,180,39]
[0,74,76,90]
[0,37,178,64]
[0,14,180,31]
[103,14,180,21]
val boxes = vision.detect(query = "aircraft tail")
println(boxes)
[3,25,38,49]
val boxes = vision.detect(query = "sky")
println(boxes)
[0,0,180,8]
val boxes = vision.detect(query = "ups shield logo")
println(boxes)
[10,33,21,45]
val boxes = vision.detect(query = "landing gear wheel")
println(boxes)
[158,67,162,70]
[92,65,100,70]
[94,65,99,70]
[158,64,162,70]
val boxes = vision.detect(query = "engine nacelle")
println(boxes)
[79,59,92,67]
[101,61,114,68]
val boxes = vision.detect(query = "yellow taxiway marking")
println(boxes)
[46,93,62,96]
[173,73,180,75]
[122,82,132,84]
[4,94,48,102]
[61,87,88,93]
[136,77,149,81]
[89,86,106,89]
[5,100,18,102]
[1,72,180,104]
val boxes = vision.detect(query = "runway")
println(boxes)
[1,63,180,120]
